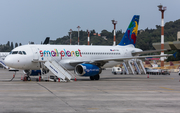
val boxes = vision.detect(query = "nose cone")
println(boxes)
[4,55,14,68]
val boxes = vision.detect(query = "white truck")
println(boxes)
[112,67,123,75]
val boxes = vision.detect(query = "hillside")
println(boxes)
[50,19,180,51]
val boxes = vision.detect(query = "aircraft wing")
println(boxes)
[68,54,172,66]
[69,61,85,67]
[92,54,172,62]
[132,49,167,56]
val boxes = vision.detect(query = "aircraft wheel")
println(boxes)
[26,76,31,81]
[27,77,31,81]
[94,74,100,80]
[54,77,57,82]
[90,76,94,80]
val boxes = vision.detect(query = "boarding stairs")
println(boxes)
[128,60,135,75]
[44,60,74,81]
[122,59,146,75]
[133,59,141,74]
[136,59,146,74]
[0,60,8,69]
[122,62,129,74]
[123,61,134,75]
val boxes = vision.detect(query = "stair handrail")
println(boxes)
[50,57,76,78]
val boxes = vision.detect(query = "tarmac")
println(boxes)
[0,68,180,113]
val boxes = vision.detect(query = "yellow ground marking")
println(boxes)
[159,87,174,90]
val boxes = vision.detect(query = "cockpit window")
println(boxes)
[18,51,22,55]
[10,51,26,55]
[22,51,26,55]
[12,51,18,54]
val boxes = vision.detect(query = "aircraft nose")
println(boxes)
[4,55,14,67]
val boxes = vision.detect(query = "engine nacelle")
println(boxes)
[75,64,100,76]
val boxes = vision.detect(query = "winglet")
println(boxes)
[173,52,177,58]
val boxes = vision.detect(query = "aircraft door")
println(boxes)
[122,49,127,56]
[31,46,39,62]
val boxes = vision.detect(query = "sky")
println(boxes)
[0,0,180,45]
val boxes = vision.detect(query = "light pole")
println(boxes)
[158,4,166,67]
[77,26,80,45]
[112,19,117,46]
[87,30,90,45]
[69,29,72,45]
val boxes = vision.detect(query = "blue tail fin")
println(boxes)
[118,15,140,46]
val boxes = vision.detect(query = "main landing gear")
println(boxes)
[22,75,31,81]
[90,74,100,80]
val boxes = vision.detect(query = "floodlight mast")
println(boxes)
[69,29,72,45]
[112,19,117,46]
[77,26,80,45]
[87,30,90,45]
[158,4,166,67]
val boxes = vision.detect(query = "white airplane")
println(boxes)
[4,15,172,80]
[0,37,50,71]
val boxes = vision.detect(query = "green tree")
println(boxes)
[6,41,10,47]
[15,43,18,47]
[11,42,14,49]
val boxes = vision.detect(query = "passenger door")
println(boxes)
[31,46,39,62]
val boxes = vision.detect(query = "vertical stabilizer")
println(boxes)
[118,15,140,46]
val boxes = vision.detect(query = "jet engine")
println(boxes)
[75,64,100,76]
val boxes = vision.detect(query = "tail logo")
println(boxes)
[127,18,138,44]
[118,15,139,46]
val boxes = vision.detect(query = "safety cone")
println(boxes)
[75,76,77,81]
[24,76,26,81]
[21,75,23,80]
[147,74,149,78]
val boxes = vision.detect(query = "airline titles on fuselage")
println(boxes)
[39,48,121,60]
[39,49,82,59]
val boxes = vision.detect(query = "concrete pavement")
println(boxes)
[0,68,180,113]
